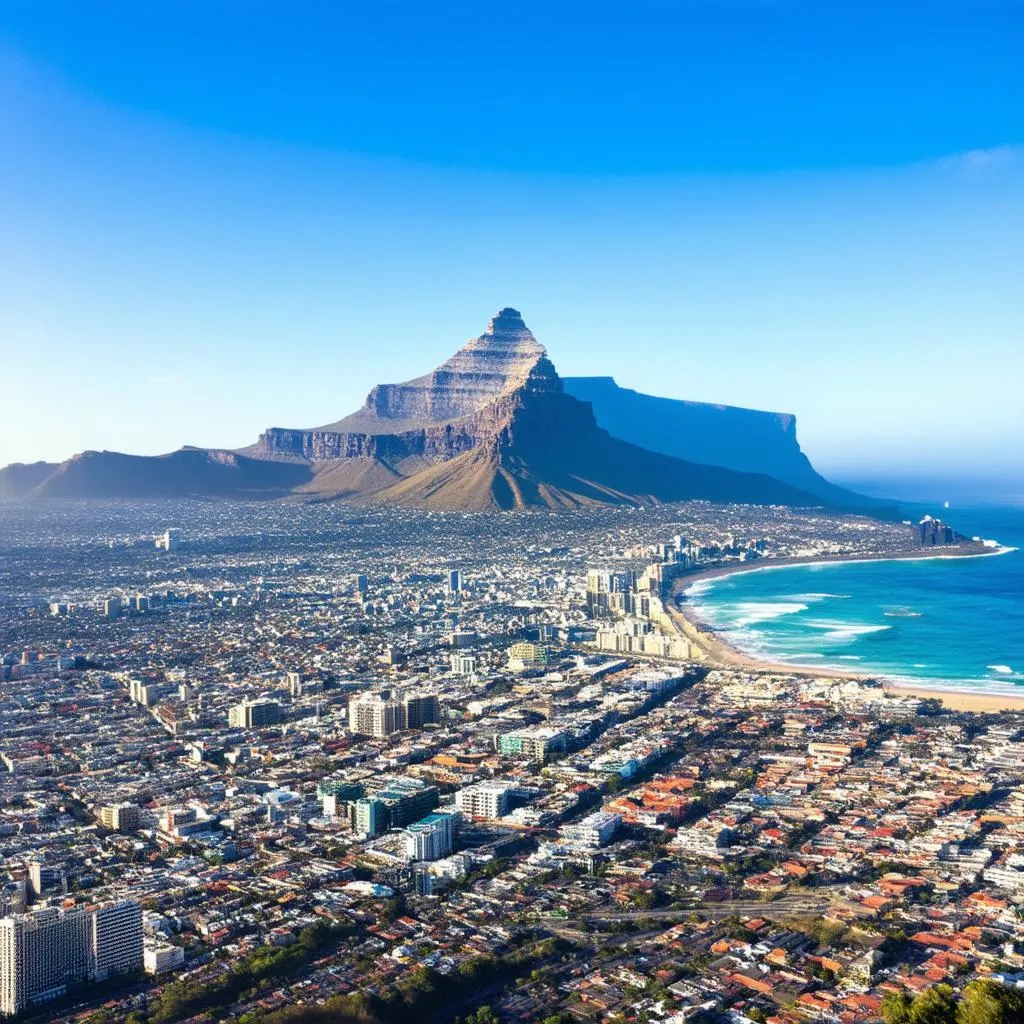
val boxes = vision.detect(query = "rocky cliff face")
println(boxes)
[321,307,552,433]
[257,308,579,462]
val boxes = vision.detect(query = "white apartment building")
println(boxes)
[455,781,518,820]
[0,900,142,1015]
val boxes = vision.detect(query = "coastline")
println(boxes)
[667,544,1024,713]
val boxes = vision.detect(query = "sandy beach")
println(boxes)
[667,545,1024,713]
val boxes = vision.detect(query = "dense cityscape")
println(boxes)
[0,500,1021,1023]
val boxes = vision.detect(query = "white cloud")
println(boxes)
[937,145,1020,171]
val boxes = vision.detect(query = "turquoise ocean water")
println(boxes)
[683,501,1024,695]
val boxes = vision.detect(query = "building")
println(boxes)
[129,679,173,708]
[561,811,621,848]
[402,692,440,729]
[91,901,143,980]
[495,726,567,762]
[450,652,477,676]
[348,691,440,736]
[27,862,64,899]
[447,569,462,594]
[354,797,386,838]
[143,941,184,975]
[348,692,403,737]
[0,901,142,1016]
[507,641,547,672]
[365,777,440,830]
[97,803,140,833]
[449,629,478,649]
[353,573,367,595]
[227,698,281,730]
[103,598,121,619]
[455,781,524,820]
[155,529,180,551]
[405,811,458,862]
[919,515,956,546]
[585,569,628,618]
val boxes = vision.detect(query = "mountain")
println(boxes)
[0,461,60,500]
[252,308,819,509]
[5,449,311,501]
[563,376,878,507]
[2,307,868,512]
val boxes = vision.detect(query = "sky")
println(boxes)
[2,1,1023,483]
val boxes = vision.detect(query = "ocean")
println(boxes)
[684,498,1024,695]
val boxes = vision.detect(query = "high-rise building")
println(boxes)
[91,901,143,980]
[354,797,386,838]
[348,693,403,737]
[447,570,462,594]
[585,569,627,618]
[507,641,547,672]
[919,516,956,546]
[103,598,121,620]
[155,530,180,551]
[0,901,142,1015]
[450,652,477,676]
[455,781,521,820]
[348,691,440,736]
[353,573,367,595]
[405,811,458,862]
[27,862,64,899]
[227,699,281,730]
[97,803,140,833]
[402,693,440,729]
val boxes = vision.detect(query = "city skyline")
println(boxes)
[3,3,1023,482]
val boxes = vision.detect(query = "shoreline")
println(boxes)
[667,543,1024,713]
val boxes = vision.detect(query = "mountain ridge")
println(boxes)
[1,308,877,512]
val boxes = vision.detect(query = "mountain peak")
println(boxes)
[483,306,530,335]
[310,309,550,435]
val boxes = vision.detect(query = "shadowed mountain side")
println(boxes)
[21,449,313,499]
[564,376,881,508]
[297,456,434,500]
[0,461,60,500]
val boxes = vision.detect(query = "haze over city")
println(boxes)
[3,2,1023,483]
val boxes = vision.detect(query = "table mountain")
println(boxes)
[2,308,873,511]
[563,376,879,507]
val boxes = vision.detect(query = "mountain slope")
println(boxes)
[24,449,312,500]
[564,376,880,507]
[0,461,60,500]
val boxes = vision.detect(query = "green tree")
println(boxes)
[881,989,914,1024]
[958,979,1024,1024]
[909,985,957,1024]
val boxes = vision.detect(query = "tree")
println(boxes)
[881,989,914,1024]
[908,985,957,1024]
[958,980,1024,1024]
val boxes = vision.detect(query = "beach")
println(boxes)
[668,545,1024,713]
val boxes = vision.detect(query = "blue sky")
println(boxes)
[2,1,1022,481]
